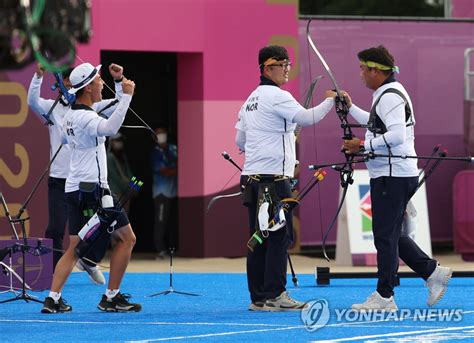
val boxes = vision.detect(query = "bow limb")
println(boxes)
[306,20,351,131]
[206,153,244,213]
[295,75,324,137]
[206,191,242,213]
[321,177,349,262]
[305,19,327,257]
[306,25,352,136]
[306,19,355,261]
[306,20,342,96]
[303,75,324,109]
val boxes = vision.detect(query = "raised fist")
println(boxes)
[122,77,135,95]
[109,63,124,80]
[36,63,45,77]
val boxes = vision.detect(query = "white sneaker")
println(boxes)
[76,259,106,285]
[426,265,452,306]
[248,301,266,311]
[263,291,308,312]
[352,291,398,312]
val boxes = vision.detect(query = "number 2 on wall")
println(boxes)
[0,82,30,188]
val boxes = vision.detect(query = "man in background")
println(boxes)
[151,126,177,259]
[107,133,134,213]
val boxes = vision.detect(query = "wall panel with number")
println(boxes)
[0,66,51,239]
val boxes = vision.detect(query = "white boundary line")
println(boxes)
[311,325,474,342]
[330,309,474,327]
[0,319,292,327]
[328,324,448,329]
[1,310,473,342]
[126,310,474,341]
[128,326,305,342]
[308,310,474,342]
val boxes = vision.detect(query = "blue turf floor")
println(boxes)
[0,272,473,342]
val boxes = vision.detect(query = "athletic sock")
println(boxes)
[49,291,61,303]
[106,289,119,300]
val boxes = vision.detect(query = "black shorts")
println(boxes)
[66,190,130,236]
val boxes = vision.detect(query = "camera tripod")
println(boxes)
[0,149,58,305]
[0,193,35,297]
[0,217,43,304]
[148,248,199,297]
[0,247,31,296]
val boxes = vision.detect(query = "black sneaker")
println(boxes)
[41,296,72,313]
[97,293,142,312]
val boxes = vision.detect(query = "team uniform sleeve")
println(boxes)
[235,106,245,131]
[234,107,246,150]
[27,75,55,120]
[273,90,305,122]
[235,129,246,151]
[92,82,124,118]
[348,103,370,125]
[234,105,247,150]
[292,97,334,126]
[96,94,133,136]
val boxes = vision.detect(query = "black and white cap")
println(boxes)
[68,62,102,94]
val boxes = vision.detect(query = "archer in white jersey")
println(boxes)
[235,45,336,312]
[342,45,451,312]
[27,63,125,272]
[42,62,141,314]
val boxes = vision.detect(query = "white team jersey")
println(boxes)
[28,77,71,178]
[350,81,418,178]
[27,75,123,179]
[235,84,304,177]
[63,94,132,193]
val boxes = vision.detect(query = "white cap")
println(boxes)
[68,62,102,94]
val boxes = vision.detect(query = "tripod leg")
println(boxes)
[148,290,172,297]
[147,249,200,297]
[0,224,44,304]
[0,261,21,295]
[288,254,298,287]
[172,290,200,296]
[0,193,19,239]
[0,261,32,291]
